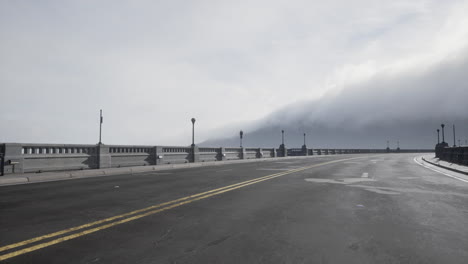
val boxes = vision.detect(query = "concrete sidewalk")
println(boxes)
[0,155,336,186]
[422,154,468,175]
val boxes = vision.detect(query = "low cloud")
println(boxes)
[204,47,468,148]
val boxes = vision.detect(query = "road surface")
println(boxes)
[1,154,467,263]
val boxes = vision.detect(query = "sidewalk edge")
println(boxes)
[421,157,468,176]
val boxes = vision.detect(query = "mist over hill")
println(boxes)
[202,49,468,149]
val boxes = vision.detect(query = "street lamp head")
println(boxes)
[282,130,284,134]
[437,129,439,132]
[191,118,196,124]
[441,124,445,128]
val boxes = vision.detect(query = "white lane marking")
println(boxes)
[363,188,399,195]
[256,168,290,171]
[398,176,419,180]
[216,169,233,172]
[304,178,375,184]
[413,156,468,183]
[361,173,369,178]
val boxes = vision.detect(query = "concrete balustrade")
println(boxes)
[0,142,433,175]
[436,146,468,165]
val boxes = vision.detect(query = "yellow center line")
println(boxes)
[0,171,288,253]
[0,156,366,261]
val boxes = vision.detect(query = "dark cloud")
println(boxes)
[203,49,468,149]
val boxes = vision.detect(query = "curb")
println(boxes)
[421,157,468,176]
[0,155,340,187]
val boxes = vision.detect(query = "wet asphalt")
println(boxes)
[1,153,467,263]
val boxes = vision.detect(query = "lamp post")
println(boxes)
[303,133,306,146]
[98,109,103,144]
[281,130,285,145]
[437,129,440,144]
[191,118,196,146]
[453,124,456,147]
[458,139,461,147]
[441,124,445,143]
[240,130,244,148]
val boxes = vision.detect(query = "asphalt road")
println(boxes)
[1,154,468,263]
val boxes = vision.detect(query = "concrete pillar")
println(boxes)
[219,147,227,161]
[191,145,200,163]
[302,145,308,156]
[155,146,164,165]
[3,143,24,173]
[279,144,287,157]
[257,148,263,158]
[97,144,111,169]
[241,147,246,159]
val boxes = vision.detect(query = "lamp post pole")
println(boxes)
[99,109,103,144]
[453,124,456,147]
[281,130,285,145]
[441,124,445,143]
[191,118,196,146]
[240,130,243,148]
[437,129,440,144]
[303,133,306,146]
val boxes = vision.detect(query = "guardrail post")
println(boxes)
[97,144,111,169]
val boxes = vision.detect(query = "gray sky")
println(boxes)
[1,0,468,145]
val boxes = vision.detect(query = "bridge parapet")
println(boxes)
[437,146,468,166]
[0,143,433,175]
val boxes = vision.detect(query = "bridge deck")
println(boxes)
[1,153,467,263]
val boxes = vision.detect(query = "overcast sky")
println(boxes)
[1,0,467,146]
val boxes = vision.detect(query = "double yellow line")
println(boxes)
[0,157,359,261]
